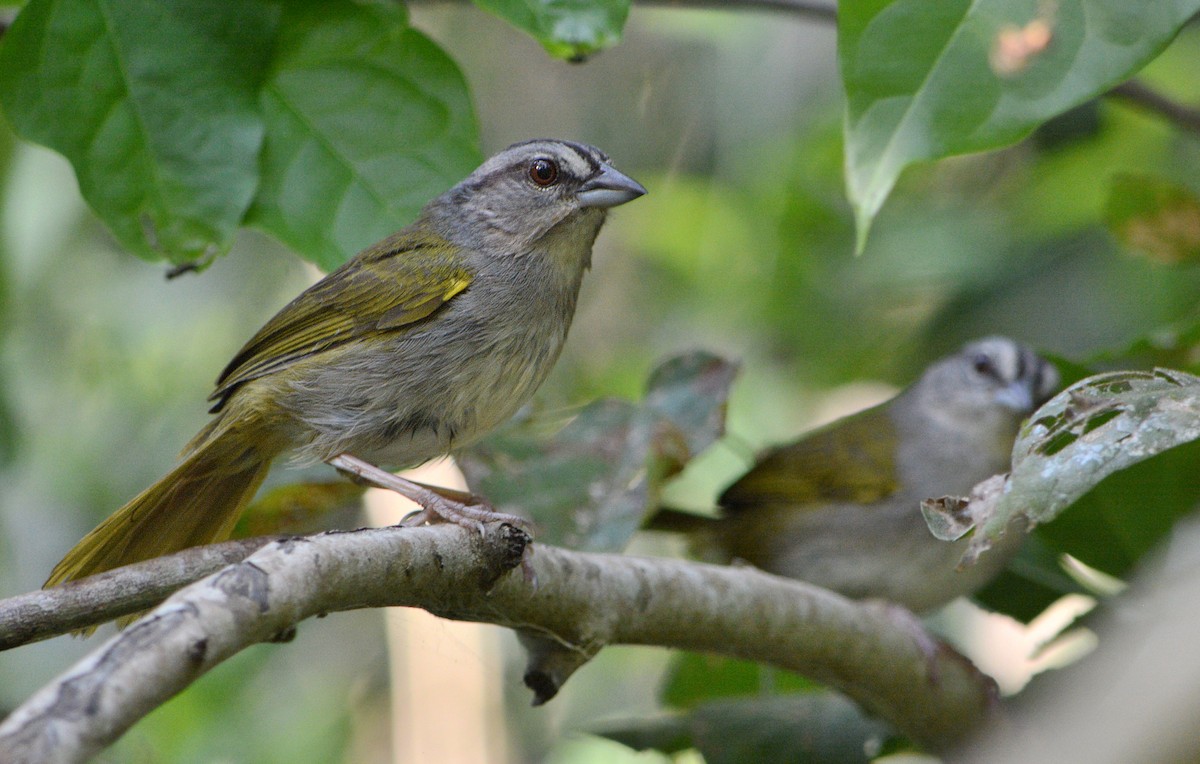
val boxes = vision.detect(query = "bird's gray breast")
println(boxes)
[286,250,584,468]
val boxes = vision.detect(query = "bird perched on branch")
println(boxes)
[651,337,1059,613]
[47,139,646,589]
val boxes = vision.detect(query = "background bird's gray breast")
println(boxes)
[288,250,584,467]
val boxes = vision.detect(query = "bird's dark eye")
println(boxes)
[972,353,998,378]
[529,158,559,186]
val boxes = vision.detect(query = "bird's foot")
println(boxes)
[328,453,532,533]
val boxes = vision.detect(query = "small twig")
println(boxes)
[1106,79,1200,135]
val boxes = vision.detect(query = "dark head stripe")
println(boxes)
[560,140,603,173]
[503,138,603,173]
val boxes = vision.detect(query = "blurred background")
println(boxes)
[1,5,1199,763]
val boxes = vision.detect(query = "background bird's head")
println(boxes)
[918,336,1060,434]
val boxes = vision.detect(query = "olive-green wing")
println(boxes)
[209,230,472,411]
[720,403,899,512]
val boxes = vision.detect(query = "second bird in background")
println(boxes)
[652,336,1060,613]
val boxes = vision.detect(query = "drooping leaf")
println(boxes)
[0,0,277,264]
[840,0,1200,250]
[597,693,895,764]
[1104,173,1200,265]
[923,368,1200,567]
[247,0,481,271]
[471,0,631,60]
[458,352,737,551]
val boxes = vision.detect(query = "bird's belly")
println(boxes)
[723,497,1024,613]
[279,316,568,468]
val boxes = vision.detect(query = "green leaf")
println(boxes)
[1104,173,1200,265]
[458,352,737,551]
[972,535,1088,623]
[663,652,816,710]
[924,368,1200,567]
[0,0,277,264]
[247,0,481,271]
[840,0,1200,251]
[471,0,630,60]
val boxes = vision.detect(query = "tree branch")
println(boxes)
[0,537,283,648]
[0,524,997,762]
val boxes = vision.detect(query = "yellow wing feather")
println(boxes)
[209,229,473,411]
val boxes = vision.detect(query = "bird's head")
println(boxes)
[429,139,646,258]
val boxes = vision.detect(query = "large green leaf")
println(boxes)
[246,0,481,271]
[471,0,630,60]
[840,0,1200,250]
[0,0,277,264]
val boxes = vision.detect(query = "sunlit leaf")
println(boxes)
[471,0,631,60]
[459,352,737,551]
[0,0,277,264]
[840,0,1200,250]
[246,0,480,271]
[1104,173,1200,264]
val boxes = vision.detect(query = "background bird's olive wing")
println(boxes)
[719,405,899,512]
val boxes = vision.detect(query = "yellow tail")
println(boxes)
[45,425,274,589]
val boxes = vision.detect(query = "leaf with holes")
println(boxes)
[924,368,1200,565]
[247,0,480,271]
[840,0,1200,251]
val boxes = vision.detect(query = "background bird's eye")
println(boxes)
[529,158,559,186]
[972,353,998,378]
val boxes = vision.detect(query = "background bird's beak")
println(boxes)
[994,379,1036,413]
[577,163,647,208]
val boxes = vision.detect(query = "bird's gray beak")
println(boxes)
[577,163,647,208]
[994,380,1036,413]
